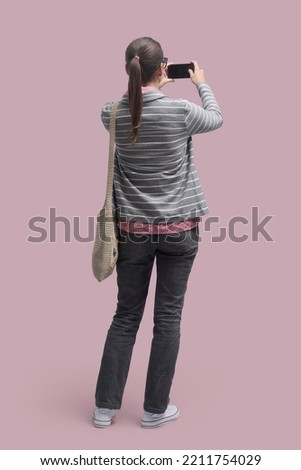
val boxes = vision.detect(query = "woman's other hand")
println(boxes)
[158,62,175,89]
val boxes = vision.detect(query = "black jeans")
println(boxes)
[95,226,199,413]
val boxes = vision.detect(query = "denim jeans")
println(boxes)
[94,226,199,413]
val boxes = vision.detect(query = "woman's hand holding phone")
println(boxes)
[188,60,206,85]
[159,59,206,88]
[158,62,175,89]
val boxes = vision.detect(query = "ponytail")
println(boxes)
[125,37,164,145]
[128,57,142,144]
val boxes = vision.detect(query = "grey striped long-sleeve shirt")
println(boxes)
[101,82,223,224]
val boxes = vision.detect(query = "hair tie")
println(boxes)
[134,55,140,62]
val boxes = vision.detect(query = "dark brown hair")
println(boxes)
[125,37,164,144]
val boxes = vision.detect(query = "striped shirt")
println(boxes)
[101,82,223,226]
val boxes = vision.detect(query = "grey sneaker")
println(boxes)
[141,405,180,428]
[93,408,116,428]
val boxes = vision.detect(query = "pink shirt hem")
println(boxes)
[117,218,200,234]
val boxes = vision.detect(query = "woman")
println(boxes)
[93,37,223,428]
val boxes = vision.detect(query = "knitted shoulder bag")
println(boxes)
[92,101,119,282]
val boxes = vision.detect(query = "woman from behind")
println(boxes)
[93,37,223,428]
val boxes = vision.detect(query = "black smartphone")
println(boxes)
[167,63,195,79]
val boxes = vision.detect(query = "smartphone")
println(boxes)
[167,63,195,79]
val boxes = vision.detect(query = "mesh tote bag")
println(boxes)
[92,101,119,282]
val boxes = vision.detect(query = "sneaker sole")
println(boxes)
[141,409,180,428]
[93,415,115,428]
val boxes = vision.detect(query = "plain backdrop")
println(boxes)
[1,0,300,450]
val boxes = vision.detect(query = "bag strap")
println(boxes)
[104,101,119,207]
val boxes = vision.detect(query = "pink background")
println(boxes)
[1,0,300,450]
